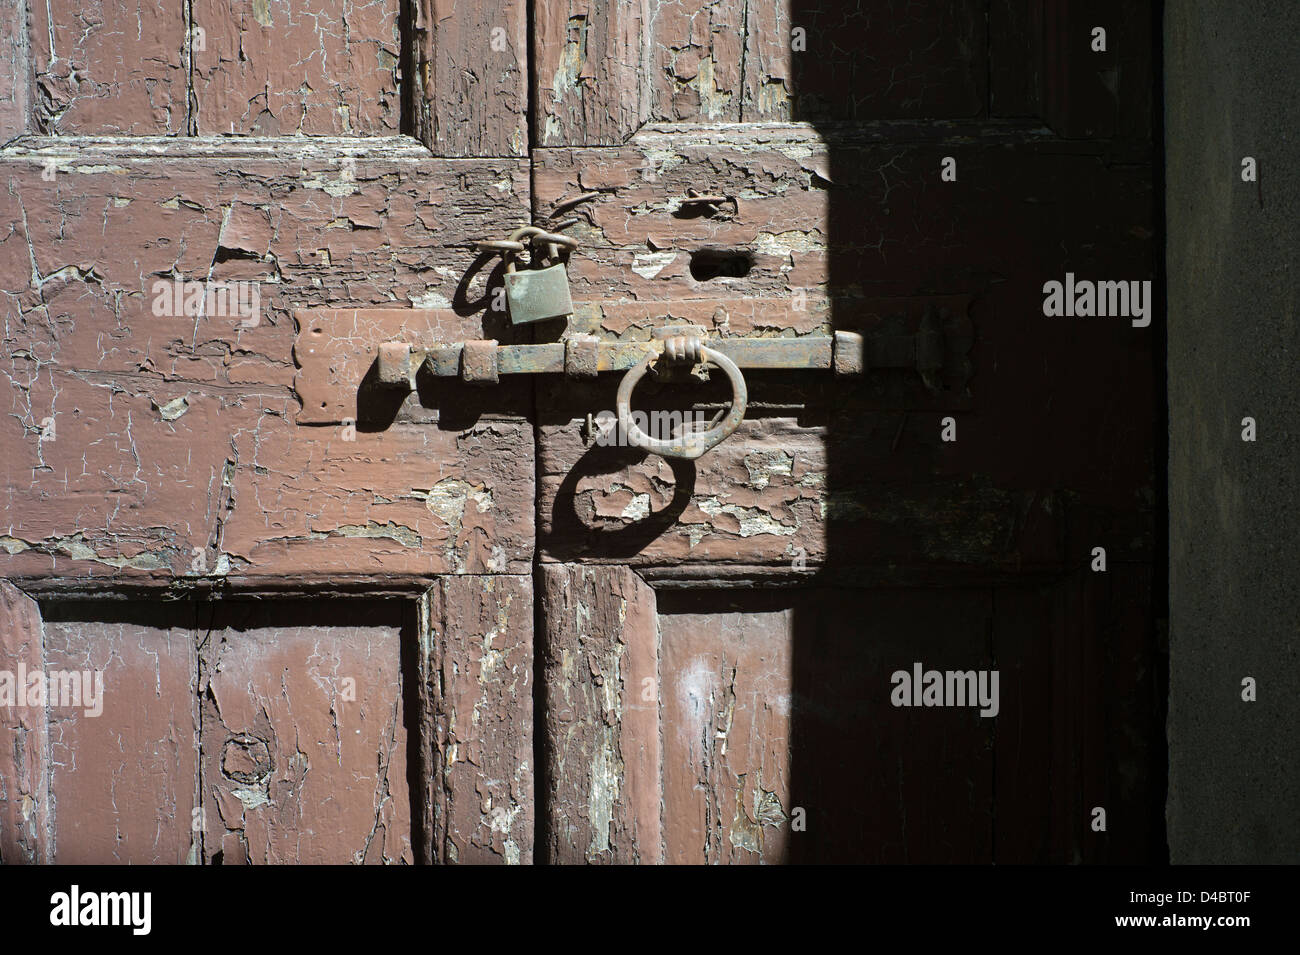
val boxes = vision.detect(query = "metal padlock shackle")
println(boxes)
[503,225,577,272]
[616,335,748,460]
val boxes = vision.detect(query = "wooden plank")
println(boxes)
[533,0,748,147]
[42,603,198,864]
[540,564,660,863]
[657,587,996,863]
[533,126,1148,303]
[28,0,187,134]
[991,584,1056,862]
[660,601,793,864]
[740,0,793,123]
[0,0,27,138]
[220,420,535,578]
[0,580,51,863]
[199,601,411,864]
[191,0,401,136]
[989,0,1044,118]
[0,145,533,586]
[426,575,534,863]
[414,0,528,156]
[539,406,1072,572]
[786,0,987,121]
[1099,563,1160,862]
[533,0,988,144]
[991,1,1153,143]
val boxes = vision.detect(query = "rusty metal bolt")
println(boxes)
[564,334,601,379]
[376,340,413,388]
[461,340,500,384]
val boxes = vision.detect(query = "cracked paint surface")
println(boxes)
[198,604,411,864]
[0,141,533,584]
[541,565,660,864]
[426,575,533,864]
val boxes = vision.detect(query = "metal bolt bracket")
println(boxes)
[369,319,961,458]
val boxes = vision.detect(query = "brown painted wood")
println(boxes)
[533,0,747,147]
[425,574,534,863]
[0,0,1163,866]
[190,0,402,136]
[659,603,793,864]
[41,604,198,864]
[414,0,529,156]
[199,601,411,864]
[532,0,990,145]
[0,143,532,585]
[0,581,52,863]
[0,0,26,139]
[540,564,660,863]
[28,0,188,134]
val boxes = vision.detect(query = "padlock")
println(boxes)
[503,229,573,325]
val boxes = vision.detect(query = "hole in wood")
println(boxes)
[689,249,754,281]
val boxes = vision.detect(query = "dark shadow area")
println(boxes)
[545,444,697,560]
[783,0,1167,863]
[536,370,829,562]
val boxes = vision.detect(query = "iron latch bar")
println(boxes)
[372,328,944,389]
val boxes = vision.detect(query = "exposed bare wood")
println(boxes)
[0,580,51,863]
[417,0,528,156]
[426,574,534,863]
[540,564,660,863]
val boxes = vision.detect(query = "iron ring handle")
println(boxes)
[615,345,748,460]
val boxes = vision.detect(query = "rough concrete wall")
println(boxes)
[1165,1,1300,863]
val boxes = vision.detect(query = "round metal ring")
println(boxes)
[615,345,747,460]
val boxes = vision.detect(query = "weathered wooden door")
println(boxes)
[1,1,1162,864]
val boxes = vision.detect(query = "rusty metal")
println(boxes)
[564,334,601,379]
[378,330,948,381]
[461,340,500,384]
[527,229,580,250]
[832,330,866,376]
[376,341,413,387]
[363,321,962,456]
[549,191,602,217]
[475,239,527,254]
[616,342,748,460]
[678,188,730,208]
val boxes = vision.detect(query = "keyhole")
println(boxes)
[689,249,754,281]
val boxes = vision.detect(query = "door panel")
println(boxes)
[0,0,1163,865]
[8,598,413,864]
[1,0,537,865]
[44,606,199,864]
[424,574,534,864]
[190,0,403,136]
[26,0,190,135]
[539,564,659,864]
[0,139,531,586]
[197,601,410,865]
[0,581,52,863]
[532,0,1160,865]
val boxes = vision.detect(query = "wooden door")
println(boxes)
[529,0,1161,864]
[0,0,1163,865]
[0,0,534,864]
